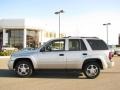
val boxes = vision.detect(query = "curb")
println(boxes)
[0,56,10,59]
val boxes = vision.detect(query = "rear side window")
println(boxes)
[69,39,87,51]
[69,39,80,51]
[87,39,108,50]
[80,39,87,50]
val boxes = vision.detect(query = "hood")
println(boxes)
[11,48,39,57]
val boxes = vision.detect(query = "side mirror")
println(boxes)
[40,46,52,52]
[46,46,52,51]
[40,47,45,52]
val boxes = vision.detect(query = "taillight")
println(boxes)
[109,52,112,60]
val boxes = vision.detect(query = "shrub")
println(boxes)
[0,50,16,56]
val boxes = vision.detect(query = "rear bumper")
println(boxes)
[103,61,114,69]
[108,61,114,68]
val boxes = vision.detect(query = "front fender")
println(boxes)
[13,55,39,69]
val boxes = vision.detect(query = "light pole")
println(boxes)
[103,23,111,45]
[54,10,64,38]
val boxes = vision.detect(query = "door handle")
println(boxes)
[59,54,64,56]
[83,53,87,55]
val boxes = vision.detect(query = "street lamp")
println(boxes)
[54,10,64,38]
[103,23,111,45]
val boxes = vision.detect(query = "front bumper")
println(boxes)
[8,60,14,70]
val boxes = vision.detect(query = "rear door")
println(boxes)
[66,39,87,69]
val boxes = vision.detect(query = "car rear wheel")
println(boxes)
[83,62,100,79]
[15,61,33,77]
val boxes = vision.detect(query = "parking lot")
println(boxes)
[0,56,120,90]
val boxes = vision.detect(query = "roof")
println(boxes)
[62,36,99,39]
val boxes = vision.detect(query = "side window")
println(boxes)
[46,40,65,51]
[69,39,87,51]
[80,39,87,50]
[69,39,80,51]
[87,39,108,50]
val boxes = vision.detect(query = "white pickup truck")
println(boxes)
[8,37,114,79]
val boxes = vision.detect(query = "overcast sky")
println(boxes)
[0,0,120,45]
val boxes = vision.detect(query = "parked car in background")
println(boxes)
[21,47,37,51]
[1,46,18,51]
[115,47,120,56]
[108,45,116,57]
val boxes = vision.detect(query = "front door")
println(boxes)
[38,39,66,69]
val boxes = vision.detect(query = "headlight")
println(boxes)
[10,56,16,61]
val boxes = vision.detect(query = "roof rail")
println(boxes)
[63,36,71,38]
[80,37,99,38]
[63,36,99,39]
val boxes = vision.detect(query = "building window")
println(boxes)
[54,33,56,38]
[50,32,52,38]
[27,30,39,48]
[6,29,24,49]
[119,34,120,45]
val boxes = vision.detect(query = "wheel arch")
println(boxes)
[82,58,103,70]
[13,58,34,70]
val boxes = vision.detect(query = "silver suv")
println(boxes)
[8,37,114,79]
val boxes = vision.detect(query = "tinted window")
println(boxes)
[80,39,87,50]
[69,39,87,51]
[87,39,108,50]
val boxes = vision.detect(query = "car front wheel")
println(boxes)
[83,62,100,79]
[15,61,33,77]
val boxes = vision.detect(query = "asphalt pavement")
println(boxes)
[0,56,120,90]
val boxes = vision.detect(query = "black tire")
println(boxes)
[83,62,100,79]
[15,61,33,77]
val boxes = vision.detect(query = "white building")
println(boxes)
[0,19,60,49]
